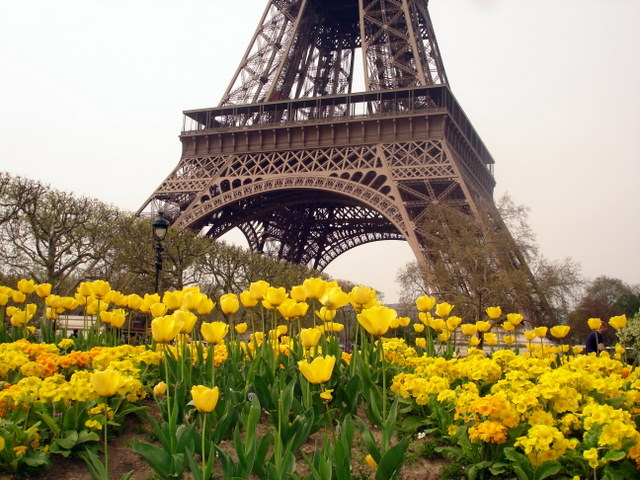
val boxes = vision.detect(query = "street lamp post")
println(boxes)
[152,211,170,293]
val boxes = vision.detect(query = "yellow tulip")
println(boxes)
[107,290,128,307]
[413,323,425,333]
[297,355,336,384]
[0,435,5,452]
[174,309,198,334]
[460,324,477,336]
[418,311,432,326]
[608,314,627,330]
[550,325,570,339]
[46,295,63,309]
[438,331,451,342]
[398,316,411,327]
[293,302,309,318]
[219,293,240,315]
[534,327,548,338]
[523,330,536,341]
[26,303,37,317]
[162,290,183,310]
[435,302,454,318]
[320,389,334,402]
[501,321,515,332]
[299,328,322,348]
[303,278,327,300]
[127,294,143,310]
[191,385,220,413]
[196,297,215,315]
[90,369,122,397]
[240,290,259,308]
[77,282,93,297]
[475,321,491,333]
[181,288,205,310]
[46,307,57,320]
[503,335,515,344]
[90,280,111,299]
[63,297,79,310]
[365,454,378,469]
[587,318,602,331]
[320,286,350,310]
[249,280,270,300]
[153,381,167,396]
[415,337,427,349]
[278,299,300,321]
[315,306,337,322]
[483,332,497,345]
[35,283,52,298]
[100,311,113,325]
[415,295,436,312]
[349,285,377,309]
[446,316,462,331]
[86,299,109,315]
[289,285,307,302]
[264,286,287,307]
[151,315,181,343]
[485,306,502,320]
[201,321,229,344]
[357,305,397,337]
[429,317,445,331]
[468,336,481,347]
[107,309,128,329]
[12,290,26,303]
[251,332,265,344]
[319,322,344,333]
[149,302,168,318]
[0,293,8,306]
[235,322,248,334]
[506,313,524,325]
[10,310,29,327]
[17,279,37,294]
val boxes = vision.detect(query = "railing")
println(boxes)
[182,85,494,168]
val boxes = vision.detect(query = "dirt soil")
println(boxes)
[18,407,444,480]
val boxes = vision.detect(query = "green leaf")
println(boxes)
[375,438,410,480]
[533,460,561,480]
[54,431,79,450]
[356,417,380,460]
[132,440,172,475]
[504,447,533,480]
[603,449,627,462]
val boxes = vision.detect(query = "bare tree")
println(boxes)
[0,178,122,292]
[396,195,583,325]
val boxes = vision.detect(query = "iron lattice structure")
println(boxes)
[139,0,554,322]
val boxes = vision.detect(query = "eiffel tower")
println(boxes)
[139,0,554,322]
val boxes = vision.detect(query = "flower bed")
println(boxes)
[0,278,636,479]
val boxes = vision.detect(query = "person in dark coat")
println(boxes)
[585,321,608,354]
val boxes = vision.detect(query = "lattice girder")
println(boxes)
[220,0,447,106]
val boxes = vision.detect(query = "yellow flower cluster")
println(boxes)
[391,339,640,467]
[514,424,579,467]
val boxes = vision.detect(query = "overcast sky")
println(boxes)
[1,0,638,302]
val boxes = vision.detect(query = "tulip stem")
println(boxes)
[201,414,207,480]
[162,344,175,453]
[379,340,387,421]
[103,412,110,480]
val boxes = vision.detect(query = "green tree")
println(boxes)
[567,276,640,345]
